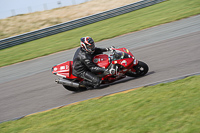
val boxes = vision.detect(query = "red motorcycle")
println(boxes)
[52,47,149,92]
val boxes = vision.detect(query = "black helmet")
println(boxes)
[80,36,95,53]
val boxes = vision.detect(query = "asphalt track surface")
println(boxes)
[0,15,200,122]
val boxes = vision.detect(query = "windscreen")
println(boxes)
[113,50,131,60]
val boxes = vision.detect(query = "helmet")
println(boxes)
[80,36,95,53]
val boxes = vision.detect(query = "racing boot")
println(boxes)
[80,80,94,90]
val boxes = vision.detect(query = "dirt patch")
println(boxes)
[0,0,141,39]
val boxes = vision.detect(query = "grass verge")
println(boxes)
[1,0,200,67]
[1,75,200,132]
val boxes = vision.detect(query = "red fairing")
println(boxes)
[52,61,77,79]
[93,54,110,68]
[112,58,134,68]
[115,47,138,66]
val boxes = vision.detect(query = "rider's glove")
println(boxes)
[106,46,115,51]
[109,68,115,75]
[103,67,115,75]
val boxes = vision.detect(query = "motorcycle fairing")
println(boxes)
[112,58,134,68]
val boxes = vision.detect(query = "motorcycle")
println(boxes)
[51,47,149,92]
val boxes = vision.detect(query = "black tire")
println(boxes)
[63,85,78,92]
[126,61,149,77]
[62,85,87,92]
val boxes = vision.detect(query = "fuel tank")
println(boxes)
[93,54,110,68]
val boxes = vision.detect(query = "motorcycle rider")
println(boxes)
[72,36,112,89]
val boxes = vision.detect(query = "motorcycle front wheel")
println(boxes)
[126,61,149,77]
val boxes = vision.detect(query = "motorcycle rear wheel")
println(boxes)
[126,61,149,77]
[63,85,87,92]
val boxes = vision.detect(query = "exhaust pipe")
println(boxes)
[55,78,82,88]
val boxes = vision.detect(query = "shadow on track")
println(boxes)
[72,71,155,93]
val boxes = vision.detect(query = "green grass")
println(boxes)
[1,0,200,67]
[1,75,200,133]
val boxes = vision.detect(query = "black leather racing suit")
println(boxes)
[72,47,108,88]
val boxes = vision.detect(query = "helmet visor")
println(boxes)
[87,44,95,50]
[87,43,95,52]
